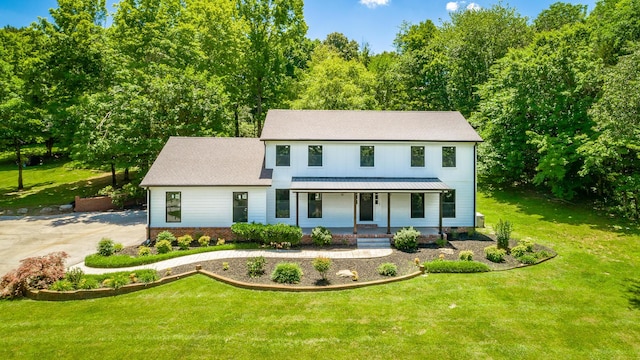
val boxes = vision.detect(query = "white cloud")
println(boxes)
[466,2,481,11]
[446,1,482,12]
[360,0,390,9]
[446,2,459,12]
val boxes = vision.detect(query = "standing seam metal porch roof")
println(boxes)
[260,110,483,142]
[290,177,451,192]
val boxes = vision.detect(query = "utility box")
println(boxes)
[476,212,485,228]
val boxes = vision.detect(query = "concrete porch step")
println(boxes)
[357,238,391,249]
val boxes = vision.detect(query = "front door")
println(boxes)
[359,193,374,221]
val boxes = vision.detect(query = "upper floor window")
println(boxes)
[411,146,425,167]
[443,190,456,218]
[360,146,374,167]
[308,145,323,167]
[166,192,181,223]
[276,145,290,166]
[233,192,248,223]
[442,146,456,167]
[275,189,290,218]
[411,193,425,218]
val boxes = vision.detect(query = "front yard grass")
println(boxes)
[0,189,638,359]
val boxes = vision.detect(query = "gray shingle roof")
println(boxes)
[260,110,483,142]
[290,177,451,192]
[140,137,272,187]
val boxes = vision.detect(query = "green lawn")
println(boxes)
[0,159,112,209]
[1,189,639,359]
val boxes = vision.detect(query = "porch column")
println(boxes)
[295,192,299,227]
[353,193,357,234]
[386,193,391,234]
[439,192,444,239]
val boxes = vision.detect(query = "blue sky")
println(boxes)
[1,0,597,54]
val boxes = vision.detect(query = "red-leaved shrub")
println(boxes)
[0,252,68,299]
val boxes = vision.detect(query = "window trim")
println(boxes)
[233,192,248,223]
[442,146,456,167]
[308,193,322,218]
[275,189,290,218]
[443,190,456,218]
[411,146,425,167]
[276,145,290,167]
[166,191,181,223]
[411,193,425,218]
[308,145,323,167]
[360,145,375,167]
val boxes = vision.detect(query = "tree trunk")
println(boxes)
[634,191,639,221]
[234,103,240,137]
[45,137,54,157]
[15,138,23,190]
[124,167,130,182]
[111,163,117,187]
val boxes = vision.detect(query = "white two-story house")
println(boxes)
[140,110,483,242]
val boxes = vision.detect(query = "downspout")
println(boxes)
[146,188,151,242]
[473,143,478,228]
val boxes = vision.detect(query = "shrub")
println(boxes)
[231,222,264,241]
[484,245,506,263]
[216,238,226,246]
[261,223,303,246]
[311,226,332,247]
[510,244,528,258]
[114,243,124,253]
[519,238,534,252]
[0,251,68,299]
[155,240,173,254]
[77,277,99,290]
[271,262,303,284]
[156,230,176,244]
[198,235,211,247]
[65,267,84,288]
[136,270,159,283]
[312,257,332,280]
[377,263,398,277]
[138,246,151,257]
[104,273,129,289]
[495,219,513,250]
[222,262,229,271]
[459,250,474,261]
[518,254,537,265]
[247,256,266,277]
[177,235,193,250]
[50,279,74,291]
[424,260,491,273]
[97,238,116,256]
[393,226,420,252]
[535,250,552,259]
[436,237,448,248]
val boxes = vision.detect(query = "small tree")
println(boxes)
[312,256,332,280]
[0,252,68,299]
[495,219,513,250]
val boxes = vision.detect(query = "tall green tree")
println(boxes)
[322,32,359,61]
[236,0,307,134]
[534,2,587,32]
[588,0,640,65]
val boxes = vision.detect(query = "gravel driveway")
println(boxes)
[0,211,146,275]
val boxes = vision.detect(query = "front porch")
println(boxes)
[300,226,444,247]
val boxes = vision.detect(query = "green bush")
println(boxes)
[138,246,151,257]
[177,235,193,250]
[271,262,303,284]
[77,277,99,290]
[156,231,176,244]
[311,226,332,247]
[50,279,75,291]
[519,238,534,252]
[261,223,303,246]
[198,235,211,247]
[377,263,398,277]
[393,226,420,252]
[312,256,332,280]
[459,250,474,261]
[155,240,173,254]
[65,267,84,288]
[424,260,491,273]
[484,245,506,263]
[136,270,159,283]
[495,219,513,250]
[535,250,552,259]
[436,237,448,248]
[113,243,124,253]
[518,254,537,265]
[97,238,116,257]
[510,244,528,258]
[231,222,264,241]
[103,273,129,289]
[247,256,266,278]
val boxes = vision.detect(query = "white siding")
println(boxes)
[149,187,267,228]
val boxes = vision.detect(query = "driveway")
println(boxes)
[0,211,147,275]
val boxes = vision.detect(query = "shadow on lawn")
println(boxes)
[626,278,640,310]
[482,187,640,237]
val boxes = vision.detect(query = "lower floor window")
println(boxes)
[233,192,248,222]
[411,193,425,218]
[166,192,181,223]
[443,190,456,218]
[276,189,290,218]
[308,193,322,218]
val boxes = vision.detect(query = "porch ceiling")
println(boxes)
[290,177,451,192]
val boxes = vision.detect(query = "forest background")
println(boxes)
[0,0,638,220]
